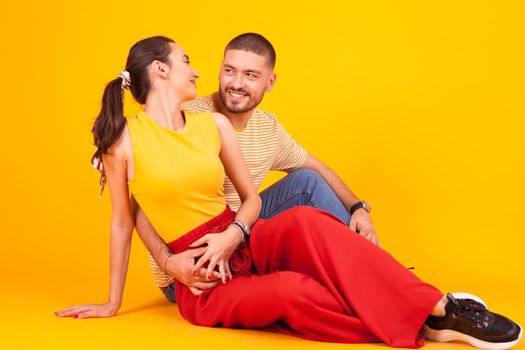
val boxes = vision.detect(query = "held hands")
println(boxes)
[349,209,380,246]
[164,247,223,296]
[55,301,119,319]
[189,226,243,283]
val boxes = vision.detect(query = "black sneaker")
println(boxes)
[450,292,487,308]
[423,293,522,350]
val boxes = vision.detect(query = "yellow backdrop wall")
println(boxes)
[1,1,523,349]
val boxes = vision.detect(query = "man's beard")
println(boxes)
[219,88,264,114]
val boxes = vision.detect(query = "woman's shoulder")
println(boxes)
[210,112,229,125]
[125,112,144,128]
[184,110,230,131]
[105,123,132,163]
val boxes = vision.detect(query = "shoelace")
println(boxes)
[447,293,492,329]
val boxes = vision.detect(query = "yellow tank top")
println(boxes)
[127,110,226,242]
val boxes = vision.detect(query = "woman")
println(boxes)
[56,36,521,350]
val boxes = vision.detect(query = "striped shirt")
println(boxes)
[149,93,308,287]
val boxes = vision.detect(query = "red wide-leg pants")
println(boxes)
[167,206,443,348]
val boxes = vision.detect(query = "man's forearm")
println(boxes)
[317,165,361,211]
[133,201,171,266]
[302,153,361,211]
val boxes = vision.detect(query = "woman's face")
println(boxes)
[164,43,200,102]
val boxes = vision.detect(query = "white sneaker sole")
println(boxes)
[450,292,487,308]
[423,324,522,350]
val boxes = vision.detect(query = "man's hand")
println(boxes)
[165,247,222,296]
[349,209,379,246]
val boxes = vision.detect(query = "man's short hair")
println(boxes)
[225,33,276,68]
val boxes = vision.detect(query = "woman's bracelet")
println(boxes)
[163,253,173,273]
[235,217,251,236]
[229,218,250,245]
[229,222,244,244]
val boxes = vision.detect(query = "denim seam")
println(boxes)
[263,190,319,218]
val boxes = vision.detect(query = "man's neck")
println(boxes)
[213,92,254,129]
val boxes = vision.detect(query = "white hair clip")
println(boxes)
[118,70,131,90]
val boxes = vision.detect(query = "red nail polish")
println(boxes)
[73,315,79,319]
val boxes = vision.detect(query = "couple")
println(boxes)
[56,33,522,350]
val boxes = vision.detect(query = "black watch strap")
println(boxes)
[349,201,371,215]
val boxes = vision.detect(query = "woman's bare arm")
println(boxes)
[56,128,134,318]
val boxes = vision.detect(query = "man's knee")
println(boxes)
[282,205,319,219]
[288,168,324,185]
[287,168,331,196]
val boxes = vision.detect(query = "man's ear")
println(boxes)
[266,72,277,92]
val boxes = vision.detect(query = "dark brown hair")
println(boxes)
[225,33,276,68]
[91,36,175,163]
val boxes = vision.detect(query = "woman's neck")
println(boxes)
[144,92,185,131]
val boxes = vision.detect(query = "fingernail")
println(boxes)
[206,275,211,280]
[192,270,197,275]
[73,315,78,319]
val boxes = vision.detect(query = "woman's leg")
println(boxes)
[167,206,383,344]
[174,206,441,347]
[175,271,383,344]
[249,206,444,347]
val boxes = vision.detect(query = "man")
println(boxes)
[134,33,378,300]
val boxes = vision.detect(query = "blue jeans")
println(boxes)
[162,168,350,303]
[259,168,351,224]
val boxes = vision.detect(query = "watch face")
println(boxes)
[363,201,371,212]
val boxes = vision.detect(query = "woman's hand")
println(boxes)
[190,226,243,282]
[165,247,222,296]
[55,302,119,319]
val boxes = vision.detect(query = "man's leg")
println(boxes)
[259,168,351,224]
[162,284,177,303]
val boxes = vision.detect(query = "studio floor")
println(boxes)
[2,277,523,350]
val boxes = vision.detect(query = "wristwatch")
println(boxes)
[349,200,371,215]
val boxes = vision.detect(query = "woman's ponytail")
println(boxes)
[91,73,129,164]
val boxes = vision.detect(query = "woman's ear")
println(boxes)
[151,60,169,79]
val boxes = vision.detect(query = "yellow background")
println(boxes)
[1,0,523,349]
